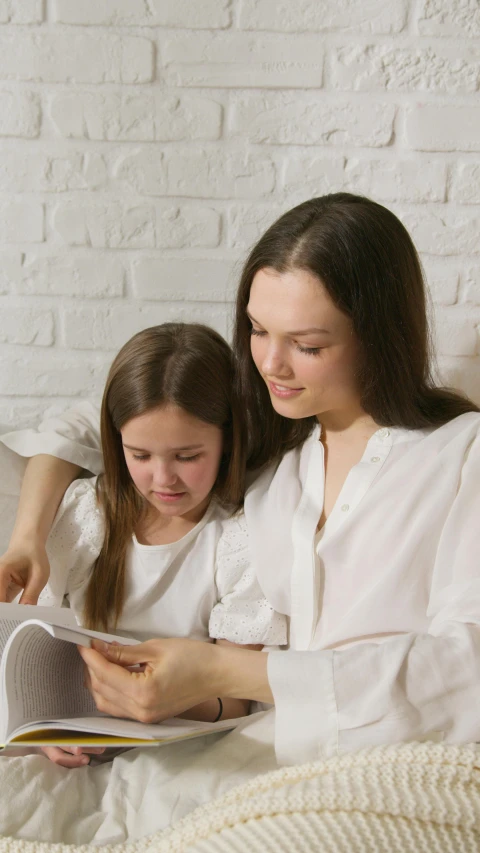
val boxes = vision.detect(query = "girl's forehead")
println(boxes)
[121,405,221,444]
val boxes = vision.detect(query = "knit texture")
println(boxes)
[1,742,479,853]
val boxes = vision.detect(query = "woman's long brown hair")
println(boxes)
[84,323,246,631]
[233,193,479,470]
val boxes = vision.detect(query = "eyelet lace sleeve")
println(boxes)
[209,512,287,646]
[38,477,105,609]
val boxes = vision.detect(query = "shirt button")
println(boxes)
[378,427,390,438]
[341,504,350,512]
[371,456,380,463]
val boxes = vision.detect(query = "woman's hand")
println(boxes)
[40,745,106,768]
[0,538,50,603]
[79,637,272,724]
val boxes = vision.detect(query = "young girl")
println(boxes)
[33,322,286,767]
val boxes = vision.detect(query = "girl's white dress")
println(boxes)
[1,404,480,844]
[41,476,286,646]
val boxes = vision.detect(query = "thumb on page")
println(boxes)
[91,639,148,669]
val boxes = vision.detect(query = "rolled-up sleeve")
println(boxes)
[0,401,102,474]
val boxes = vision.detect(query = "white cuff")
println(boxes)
[267,648,338,765]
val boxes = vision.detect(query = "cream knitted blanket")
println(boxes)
[1,742,479,853]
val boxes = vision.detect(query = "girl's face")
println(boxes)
[247,267,363,424]
[121,405,224,524]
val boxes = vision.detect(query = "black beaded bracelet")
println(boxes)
[213,697,223,722]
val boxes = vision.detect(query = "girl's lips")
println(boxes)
[268,381,303,399]
[153,491,186,502]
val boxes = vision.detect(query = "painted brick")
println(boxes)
[62,303,230,350]
[417,0,480,37]
[435,312,478,356]
[438,357,480,406]
[401,208,480,255]
[115,148,276,199]
[0,353,105,396]
[15,255,125,298]
[50,92,222,142]
[422,260,459,305]
[163,32,323,88]
[54,0,231,28]
[132,258,237,302]
[0,304,54,346]
[331,44,480,94]
[227,205,284,250]
[155,206,221,249]
[0,150,107,193]
[238,0,407,33]
[231,95,395,146]
[0,1,43,23]
[460,267,480,305]
[0,90,40,138]
[0,251,19,294]
[0,201,43,243]
[282,156,345,202]
[0,401,76,431]
[344,159,446,202]
[0,33,153,84]
[405,105,480,152]
[450,162,480,203]
[52,202,221,249]
[53,202,155,249]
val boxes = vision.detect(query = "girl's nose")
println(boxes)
[153,460,177,487]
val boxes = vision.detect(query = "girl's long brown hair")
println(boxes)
[234,193,479,470]
[84,323,246,631]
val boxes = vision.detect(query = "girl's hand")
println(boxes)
[40,745,106,768]
[0,538,50,604]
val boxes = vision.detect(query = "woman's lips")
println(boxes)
[268,381,303,399]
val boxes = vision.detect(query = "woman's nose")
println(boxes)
[262,344,290,377]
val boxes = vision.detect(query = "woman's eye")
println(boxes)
[177,454,200,462]
[132,454,150,461]
[296,344,322,356]
[250,327,266,337]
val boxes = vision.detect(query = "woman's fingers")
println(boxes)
[79,646,151,720]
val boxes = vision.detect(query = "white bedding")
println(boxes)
[0,438,278,844]
[0,712,278,844]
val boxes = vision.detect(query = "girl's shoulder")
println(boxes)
[216,509,248,558]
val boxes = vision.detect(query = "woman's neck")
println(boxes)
[317,408,381,445]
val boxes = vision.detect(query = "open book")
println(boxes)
[0,603,237,748]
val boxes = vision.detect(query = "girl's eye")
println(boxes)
[296,344,322,356]
[132,454,150,461]
[250,327,266,337]
[177,454,200,462]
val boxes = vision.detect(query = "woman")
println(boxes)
[1,193,479,841]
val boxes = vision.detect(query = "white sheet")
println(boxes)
[0,711,277,843]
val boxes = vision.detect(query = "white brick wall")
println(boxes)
[0,0,479,427]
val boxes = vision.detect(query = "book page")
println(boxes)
[2,623,98,741]
[9,714,239,747]
[0,603,77,660]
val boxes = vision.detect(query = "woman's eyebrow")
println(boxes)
[246,308,331,336]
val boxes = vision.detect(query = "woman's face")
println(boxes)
[247,267,363,423]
